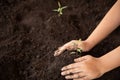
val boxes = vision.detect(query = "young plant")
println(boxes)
[76,39,82,54]
[53,1,67,16]
[70,39,82,55]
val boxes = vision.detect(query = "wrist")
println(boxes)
[80,40,94,52]
[98,46,120,74]
[85,39,96,50]
[98,57,112,74]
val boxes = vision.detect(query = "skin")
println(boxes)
[61,46,120,80]
[54,0,120,80]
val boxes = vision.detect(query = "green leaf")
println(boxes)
[79,38,82,41]
[61,6,68,9]
[60,11,63,15]
[53,1,68,16]
[70,52,76,54]
[58,1,61,7]
[77,48,82,53]
[53,9,58,12]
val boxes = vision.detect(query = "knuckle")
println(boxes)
[64,43,69,47]
[82,60,87,65]
[70,40,77,44]
[75,68,79,71]
[86,55,91,57]
[68,64,73,68]
[73,74,78,78]
[85,55,92,59]
[68,70,72,74]
[66,71,70,74]
[71,40,76,42]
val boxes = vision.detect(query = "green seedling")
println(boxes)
[76,48,82,55]
[53,1,67,16]
[70,39,82,55]
[77,39,82,54]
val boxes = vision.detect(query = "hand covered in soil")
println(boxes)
[61,55,104,80]
[54,40,90,56]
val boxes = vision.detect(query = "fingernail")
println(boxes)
[54,53,57,56]
[74,59,77,61]
[54,53,56,56]
[61,72,64,75]
[54,51,59,56]
[65,76,69,79]
[74,59,76,61]
[61,67,65,71]
[54,54,56,56]
[61,68,64,71]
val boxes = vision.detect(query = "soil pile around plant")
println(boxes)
[0,0,120,80]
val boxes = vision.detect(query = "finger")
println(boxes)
[74,55,91,62]
[61,62,80,71]
[54,41,73,56]
[63,41,77,50]
[54,40,79,56]
[65,72,86,79]
[54,45,67,56]
[61,67,82,76]
[74,57,86,62]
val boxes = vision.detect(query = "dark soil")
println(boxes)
[0,0,120,80]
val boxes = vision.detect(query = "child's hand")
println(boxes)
[54,40,91,56]
[61,55,105,80]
